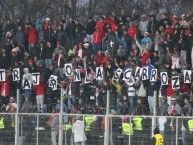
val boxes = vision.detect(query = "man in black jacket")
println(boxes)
[86,17,96,45]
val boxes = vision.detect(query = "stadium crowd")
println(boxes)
[0,9,193,116]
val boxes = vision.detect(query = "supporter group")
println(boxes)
[0,10,193,116]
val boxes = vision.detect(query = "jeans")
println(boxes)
[116,95,122,107]
[128,96,135,114]
[93,43,102,55]
[180,50,187,66]
[45,59,52,68]
[182,130,187,145]
[87,34,93,45]
[36,94,44,111]
[51,131,58,145]
[148,96,154,115]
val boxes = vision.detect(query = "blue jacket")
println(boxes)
[145,58,154,79]
[141,37,152,50]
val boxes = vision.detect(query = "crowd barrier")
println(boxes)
[0,113,192,145]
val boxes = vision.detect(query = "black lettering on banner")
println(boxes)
[123,69,132,80]
[65,64,73,76]
[142,67,148,80]
[23,79,31,89]
[96,67,103,80]
[150,69,157,82]
[49,75,58,87]
[13,68,20,81]
[135,67,141,80]
[74,69,81,82]
[113,69,122,81]
[50,79,57,90]
[84,72,90,83]
[32,73,40,85]
[172,76,180,89]
[184,70,191,83]
[160,72,168,85]
[0,69,5,82]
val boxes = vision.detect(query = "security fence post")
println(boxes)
[104,89,110,145]
[59,88,64,145]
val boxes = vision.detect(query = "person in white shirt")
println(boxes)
[72,115,87,145]
[125,75,136,114]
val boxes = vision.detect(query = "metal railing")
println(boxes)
[0,89,192,145]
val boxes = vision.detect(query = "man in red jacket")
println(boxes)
[94,50,108,67]
[33,76,45,112]
[95,17,105,37]
[93,28,103,55]
[24,24,38,45]
[127,22,137,39]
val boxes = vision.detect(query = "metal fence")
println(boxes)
[0,113,191,145]
[0,89,192,145]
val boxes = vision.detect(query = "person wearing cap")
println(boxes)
[139,15,149,36]
[28,58,38,73]
[54,41,65,56]
[72,115,87,145]
[84,42,94,62]
[141,31,152,51]
[44,18,51,30]
[168,98,181,116]
[6,97,17,113]
[150,127,163,145]
[180,14,188,27]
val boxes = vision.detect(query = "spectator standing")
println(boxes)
[86,17,96,45]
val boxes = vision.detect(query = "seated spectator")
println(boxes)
[168,98,181,116]
[117,95,129,115]
[6,97,17,113]
[20,96,33,113]
[182,97,192,116]
[55,98,68,113]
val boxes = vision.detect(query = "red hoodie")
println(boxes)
[164,28,173,35]
[24,26,38,44]
[33,77,45,96]
[139,52,151,67]
[104,18,118,32]
[93,30,103,44]
[95,21,105,37]
[127,26,137,38]
[94,53,108,67]
[0,76,10,97]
